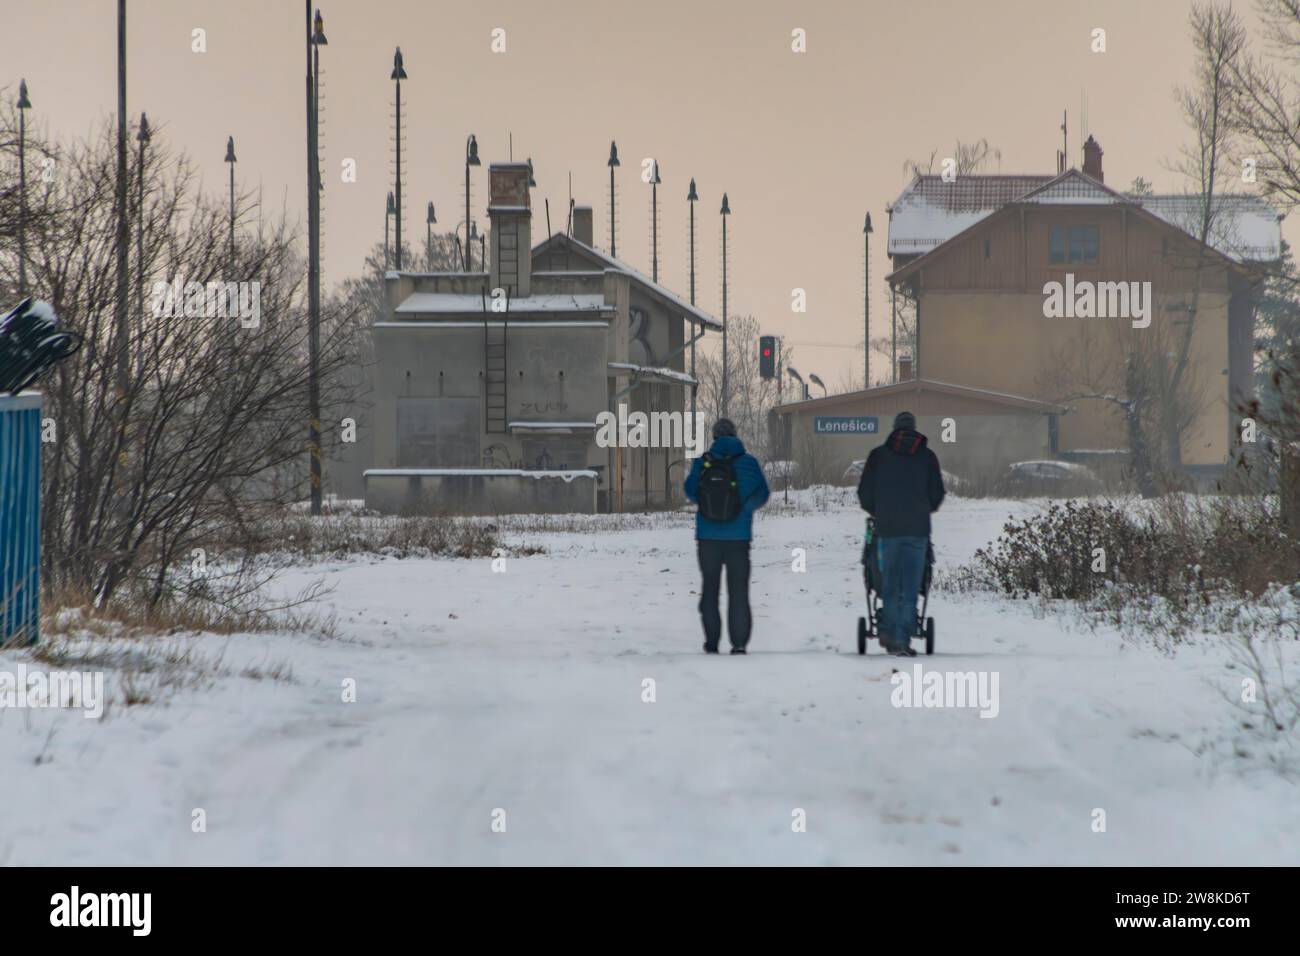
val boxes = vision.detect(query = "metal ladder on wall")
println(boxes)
[482,287,510,434]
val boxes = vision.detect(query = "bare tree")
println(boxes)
[0,111,362,611]
[1166,2,1248,470]
[1223,0,1300,214]
[695,314,792,460]
[1039,304,1210,497]
[903,138,1003,179]
[334,235,459,330]
[1218,0,1300,526]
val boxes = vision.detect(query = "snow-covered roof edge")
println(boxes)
[608,362,698,386]
[532,233,722,330]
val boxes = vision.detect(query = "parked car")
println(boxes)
[995,460,1103,497]
[843,458,967,495]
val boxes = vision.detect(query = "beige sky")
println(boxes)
[5,0,1292,386]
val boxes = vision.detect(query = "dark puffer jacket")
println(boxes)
[856,428,946,538]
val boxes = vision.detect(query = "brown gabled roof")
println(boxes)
[774,378,1067,415]
[885,168,1271,286]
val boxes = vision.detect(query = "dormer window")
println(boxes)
[1049,224,1099,264]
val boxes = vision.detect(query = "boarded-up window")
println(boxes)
[397,397,479,466]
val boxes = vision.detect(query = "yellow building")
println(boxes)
[881,138,1282,476]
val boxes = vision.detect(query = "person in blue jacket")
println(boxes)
[683,419,770,654]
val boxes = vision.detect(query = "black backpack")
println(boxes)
[697,452,743,521]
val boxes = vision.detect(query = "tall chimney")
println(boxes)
[1082,135,1104,182]
[572,205,594,246]
[488,162,532,296]
[897,354,913,381]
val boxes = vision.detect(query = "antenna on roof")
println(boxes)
[1061,110,1068,171]
[567,172,573,233]
[509,131,513,161]
[545,198,552,242]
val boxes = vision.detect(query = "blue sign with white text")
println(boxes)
[814,416,878,435]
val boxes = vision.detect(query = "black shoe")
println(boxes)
[703,643,719,654]
[890,644,917,657]
[730,647,747,655]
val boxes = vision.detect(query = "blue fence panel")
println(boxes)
[1,393,41,646]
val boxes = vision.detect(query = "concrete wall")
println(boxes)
[368,321,609,471]
[365,470,597,515]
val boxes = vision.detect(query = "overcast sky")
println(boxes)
[5,0,1292,386]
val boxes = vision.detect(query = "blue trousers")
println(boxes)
[877,536,927,650]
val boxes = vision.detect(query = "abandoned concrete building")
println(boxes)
[341,161,718,514]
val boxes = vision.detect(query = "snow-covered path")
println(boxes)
[3,494,1297,865]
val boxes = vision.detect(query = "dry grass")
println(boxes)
[230,509,517,561]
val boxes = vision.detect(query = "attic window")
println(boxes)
[1049,224,1099,264]
[983,238,991,258]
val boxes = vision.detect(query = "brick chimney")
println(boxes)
[571,205,594,246]
[897,354,913,381]
[488,162,532,296]
[1082,135,1104,182]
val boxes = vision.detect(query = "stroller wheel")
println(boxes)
[925,617,935,655]
[857,617,867,655]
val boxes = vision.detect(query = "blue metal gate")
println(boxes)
[1,393,41,646]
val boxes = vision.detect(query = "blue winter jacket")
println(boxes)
[683,435,771,541]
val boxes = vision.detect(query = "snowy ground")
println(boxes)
[3,491,1298,866]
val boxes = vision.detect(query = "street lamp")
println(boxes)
[391,47,407,270]
[136,113,150,321]
[224,136,237,259]
[426,201,436,269]
[863,212,873,390]
[385,191,395,269]
[687,176,698,430]
[469,221,484,275]
[650,160,661,282]
[387,48,408,270]
[720,192,731,416]
[307,7,327,517]
[607,140,620,257]
[786,365,807,400]
[464,133,480,270]
[809,373,827,396]
[16,79,31,297]
[115,0,129,395]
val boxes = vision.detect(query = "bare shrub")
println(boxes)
[966,495,1300,626]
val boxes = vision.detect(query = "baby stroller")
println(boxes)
[856,517,936,655]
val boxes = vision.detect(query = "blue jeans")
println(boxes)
[877,536,927,650]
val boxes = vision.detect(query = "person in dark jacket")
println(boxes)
[684,419,771,654]
[857,411,945,656]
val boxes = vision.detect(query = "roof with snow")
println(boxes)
[773,378,1067,415]
[608,362,698,386]
[394,292,615,316]
[887,168,1283,264]
[532,232,723,330]
[1140,194,1283,262]
[887,174,1053,256]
